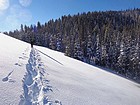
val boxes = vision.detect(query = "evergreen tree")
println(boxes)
[6,8,140,83]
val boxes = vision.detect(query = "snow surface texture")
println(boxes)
[0,33,140,105]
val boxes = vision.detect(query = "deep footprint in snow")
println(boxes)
[15,62,23,67]
[2,70,14,82]
[2,48,29,83]
[55,100,62,105]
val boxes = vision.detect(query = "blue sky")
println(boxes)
[0,0,140,32]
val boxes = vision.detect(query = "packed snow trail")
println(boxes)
[19,48,62,105]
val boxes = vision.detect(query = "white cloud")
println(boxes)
[9,5,32,22]
[0,0,9,11]
[1,5,32,32]
[19,0,32,7]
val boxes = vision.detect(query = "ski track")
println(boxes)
[19,48,62,105]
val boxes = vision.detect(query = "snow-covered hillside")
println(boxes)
[0,33,140,105]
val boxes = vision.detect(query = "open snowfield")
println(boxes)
[0,33,140,105]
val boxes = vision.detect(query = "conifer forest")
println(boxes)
[5,8,140,83]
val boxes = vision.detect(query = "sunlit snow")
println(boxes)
[0,33,140,105]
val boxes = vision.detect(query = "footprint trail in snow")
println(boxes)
[19,48,61,105]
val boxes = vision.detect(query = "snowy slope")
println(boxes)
[0,33,140,105]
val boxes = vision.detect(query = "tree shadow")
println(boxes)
[37,49,63,66]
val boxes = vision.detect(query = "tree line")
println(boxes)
[5,8,140,83]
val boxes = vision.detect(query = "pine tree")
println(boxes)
[117,42,128,75]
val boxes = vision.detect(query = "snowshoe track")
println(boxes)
[19,48,54,105]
